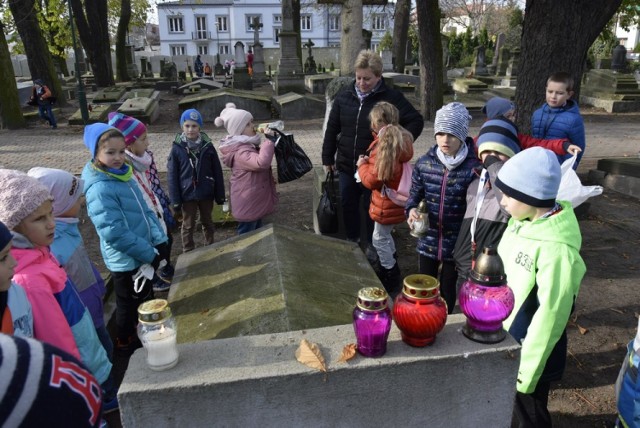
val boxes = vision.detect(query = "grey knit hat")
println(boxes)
[434,102,471,143]
[0,169,53,230]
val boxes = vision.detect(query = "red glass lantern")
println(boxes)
[392,274,448,347]
[459,247,515,343]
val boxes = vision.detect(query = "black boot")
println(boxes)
[379,263,402,299]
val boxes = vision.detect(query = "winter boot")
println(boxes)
[379,263,402,299]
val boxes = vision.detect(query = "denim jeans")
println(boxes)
[38,103,57,127]
[237,219,263,235]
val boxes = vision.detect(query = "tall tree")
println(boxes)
[69,0,114,87]
[416,0,443,121]
[515,0,623,132]
[115,0,132,82]
[340,0,363,74]
[0,21,26,129]
[392,0,410,72]
[7,0,64,105]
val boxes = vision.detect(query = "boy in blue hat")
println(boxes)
[495,147,586,426]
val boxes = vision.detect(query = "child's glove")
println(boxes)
[155,242,170,265]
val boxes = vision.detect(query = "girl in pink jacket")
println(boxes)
[216,103,278,235]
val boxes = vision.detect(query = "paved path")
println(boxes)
[1,114,639,175]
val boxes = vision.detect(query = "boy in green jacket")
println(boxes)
[494,147,586,426]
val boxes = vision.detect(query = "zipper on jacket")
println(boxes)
[128,182,153,242]
[353,102,363,171]
[437,169,449,260]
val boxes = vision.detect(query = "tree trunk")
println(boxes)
[70,0,114,87]
[0,22,26,129]
[115,0,133,82]
[54,55,69,77]
[392,0,411,73]
[7,0,65,106]
[416,0,443,121]
[516,0,622,132]
[340,0,363,75]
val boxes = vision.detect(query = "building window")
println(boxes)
[371,43,380,52]
[246,15,262,32]
[372,14,385,31]
[274,28,280,44]
[301,15,311,31]
[216,16,228,32]
[219,44,230,55]
[198,45,209,55]
[329,14,340,31]
[195,16,208,39]
[273,14,282,24]
[170,45,185,56]
[168,16,184,33]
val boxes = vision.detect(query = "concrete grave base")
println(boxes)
[178,89,272,122]
[271,92,325,120]
[119,314,520,427]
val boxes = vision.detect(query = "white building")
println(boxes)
[157,0,393,57]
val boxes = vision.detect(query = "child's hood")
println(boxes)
[509,201,582,251]
[218,134,261,167]
[11,232,67,294]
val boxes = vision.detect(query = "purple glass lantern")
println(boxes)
[353,287,392,357]
[459,247,514,343]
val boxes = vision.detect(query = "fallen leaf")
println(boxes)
[338,344,357,363]
[577,324,588,335]
[295,339,327,372]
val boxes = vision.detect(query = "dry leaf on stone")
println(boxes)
[338,344,357,363]
[577,324,588,335]
[295,339,327,372]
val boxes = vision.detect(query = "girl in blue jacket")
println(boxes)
[81,124,168,355]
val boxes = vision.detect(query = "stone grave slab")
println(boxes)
[92,86,127,103]
[589,158,640,199]
[581,69,640,112]
[383,72,420,86]
[122,88,157,101]
[271,92,325,120]
[178,89,272,122]
[167,224,379,344]
[178,79,224,94]
[68,103,112,125]
[453,78,488,93]
[304,74,334,94]
[117,96,160,124]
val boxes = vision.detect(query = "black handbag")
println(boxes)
[272,129,313,184]
[316,171,339,234]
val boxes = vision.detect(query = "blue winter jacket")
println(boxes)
[167,132,225,206]
[531,99,585,167]
[82,163,168,272]
[406,139,480,261]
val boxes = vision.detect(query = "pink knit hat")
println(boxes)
[214,103,253,136]
[0,169,53,230]
[107,112,147,146]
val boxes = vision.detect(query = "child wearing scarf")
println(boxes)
[405,102,480,313]
[216,103,278,235]
[81,124,168,355]
[108,113,176,292]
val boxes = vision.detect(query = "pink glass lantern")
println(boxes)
[459,247,515,343]
[353,287,392,357]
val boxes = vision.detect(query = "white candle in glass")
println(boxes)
[143,326,179,371]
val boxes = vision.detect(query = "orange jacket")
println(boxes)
[358,130,414,225]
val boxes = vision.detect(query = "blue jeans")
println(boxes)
[38,103,57,127]
[237,219,263,235]
[338,171,373,243]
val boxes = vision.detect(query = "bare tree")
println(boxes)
[392,0,411,72]
[516,0,622,132]
[0,21,26,129]
[416,0,443,121]
[440,0,509,35]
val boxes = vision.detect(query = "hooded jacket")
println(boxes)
[218,135,278,222]
[531,99,585,166]
[498,201,586,394]
[82,162,167,272]
[321,78,424,175]
[167,132,225,206]
[11,234,112,384]
[405,139,480,261]
[358,130,414,225]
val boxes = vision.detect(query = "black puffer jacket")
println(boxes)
[322,78,424,175]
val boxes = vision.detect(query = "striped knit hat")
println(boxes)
[434,102,471,143]
[495,147,560,208]
[477,117,521,159]
[108,112,147,146]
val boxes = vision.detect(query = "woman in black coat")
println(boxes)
[321,50,424,257]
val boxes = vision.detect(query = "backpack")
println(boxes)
[382,161,413,207]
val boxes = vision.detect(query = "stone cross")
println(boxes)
[304,39,315,58]
[250,16,263,47]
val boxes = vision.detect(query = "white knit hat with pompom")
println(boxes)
[214,102,253,136]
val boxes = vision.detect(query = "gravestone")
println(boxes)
[580,68,640,112]
[91,86,127,103]
[249,17,267,83]
[612,44,628,73]
[381,50,393,72]
[303,39,317,74]
[125,45,139,79]
[117,94,160,124]
[471,46,488,76]
[232,41,252,90]
[496,47,510,77]
[271,92,324,119]
[275,0,305,94]
[68,103,110,125]
[489,33,505,75]
[167,224,378,343]
[178,88,272,122]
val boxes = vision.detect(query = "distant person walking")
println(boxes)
[247,49,254,76]
[30,79,57,129]
[194,55,204,78]
[204,62,212,77]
